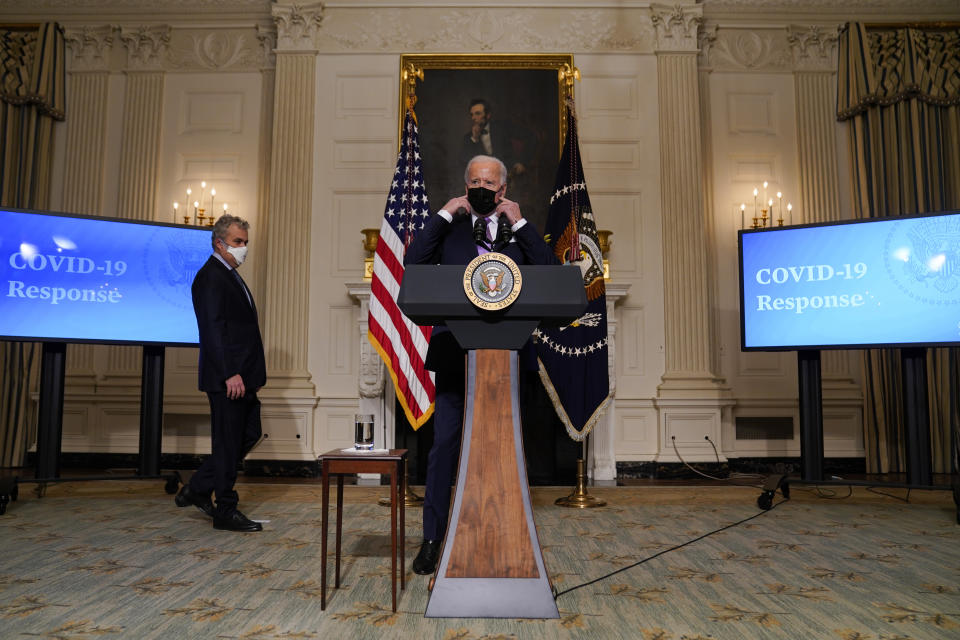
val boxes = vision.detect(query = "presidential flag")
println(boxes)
[368,110,435,429]
[535,100,610,440]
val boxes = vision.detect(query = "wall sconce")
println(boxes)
[361,228,380,280]
[596,229,612,280]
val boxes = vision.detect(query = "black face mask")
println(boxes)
[467,186,498,216]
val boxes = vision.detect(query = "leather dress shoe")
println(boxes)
[175,485,215,518]
[412,539,440,575]
[213,509,263,532]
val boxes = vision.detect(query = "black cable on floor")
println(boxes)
[553,497,788,600]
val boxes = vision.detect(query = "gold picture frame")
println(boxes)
[398,54,577,233]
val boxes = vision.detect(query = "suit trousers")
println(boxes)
[190,391,262,513]
[421,366,466,541]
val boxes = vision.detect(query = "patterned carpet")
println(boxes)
[0,479,958,639]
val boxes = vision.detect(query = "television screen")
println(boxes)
[739,210,960,350]
[0,208,212,346]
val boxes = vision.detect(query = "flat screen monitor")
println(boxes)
[0,207,212,346]
[739,210,960,351]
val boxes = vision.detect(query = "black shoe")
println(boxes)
[175,485,214,518]
[213,509,263,532]
[412,539,441,575]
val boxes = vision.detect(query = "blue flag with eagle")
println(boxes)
[535,100,610,441]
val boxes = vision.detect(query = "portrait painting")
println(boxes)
[399,54,574,233]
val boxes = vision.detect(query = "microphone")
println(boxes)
[493,215,512,250]
[473,217,488,248]
[455,207,468,216]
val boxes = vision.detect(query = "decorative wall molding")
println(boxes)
[0,0,268,8]
[650,3,703,53]
[257,24,277,69]
[787,24,839,73]
[119,25,171,70]
[64,25,115,72]
[317,9,654,52]
[698,24,718,68]
[167,30,268,71]
[703,0,959,12]
[272,1,326,52]
[706,28,793,72]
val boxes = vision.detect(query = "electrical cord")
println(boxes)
[669,436,764,487]
[866,486,912,502]
[553,497,788,600]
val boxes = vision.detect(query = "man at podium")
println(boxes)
[404,154,557,575]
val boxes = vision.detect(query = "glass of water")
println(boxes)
[354,414,375,450]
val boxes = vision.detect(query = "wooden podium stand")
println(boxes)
[399,264,586,618]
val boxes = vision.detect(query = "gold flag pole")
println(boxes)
[380,457,423,507]
[378,60,427,510]
[555,435,606,509]
[552,69,605,509]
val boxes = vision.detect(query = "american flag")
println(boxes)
[368,111,435,429]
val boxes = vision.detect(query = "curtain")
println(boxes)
[0,23,65,467]
[838,22,960,475]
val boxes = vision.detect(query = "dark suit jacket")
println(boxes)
[191,256,266,393]
[459,120,534,172]
[404,212,558,371]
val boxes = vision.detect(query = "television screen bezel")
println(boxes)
[0,206,211,348]
[738,208,960,352]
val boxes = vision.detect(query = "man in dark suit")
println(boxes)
[175,214,266,532]
[404,154,557,574]
[459,98,534,181]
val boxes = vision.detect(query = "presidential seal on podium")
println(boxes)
[463,252,523,311]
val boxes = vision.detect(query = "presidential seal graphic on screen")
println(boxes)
[463,252,523,311]
[886,215,960,306]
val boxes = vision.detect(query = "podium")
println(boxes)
[399,261,586,618]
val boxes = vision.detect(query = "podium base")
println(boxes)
[425,577,558,618]
[425,349,558,619]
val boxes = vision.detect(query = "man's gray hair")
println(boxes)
[464,155,507,186]
[212,214,250,249]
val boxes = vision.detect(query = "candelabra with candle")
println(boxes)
[742,180,794,230]
[173,181,228,226]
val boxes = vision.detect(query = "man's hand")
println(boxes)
[471,123,483,142]
[225,374,246,400]
[442,196,471,215]
[496,197,523,225]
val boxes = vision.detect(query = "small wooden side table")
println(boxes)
[319,448,408,612]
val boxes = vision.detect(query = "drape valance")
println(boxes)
[0,23,65,121]
[838,22,960,120]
